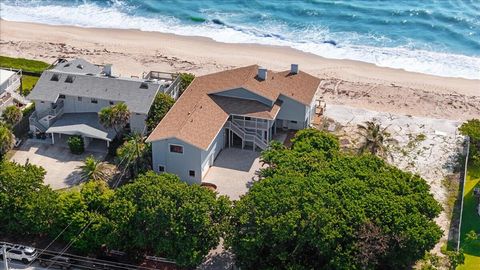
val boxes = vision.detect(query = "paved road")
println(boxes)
[0,260,47,270]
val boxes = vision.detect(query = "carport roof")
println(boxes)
[46,113,115,141]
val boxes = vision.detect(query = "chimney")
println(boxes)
[257,67,267,81]
[103,64,112,76]
[290,64,299,74]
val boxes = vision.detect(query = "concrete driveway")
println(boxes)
[9,139,106,190]
[203,148,264,200]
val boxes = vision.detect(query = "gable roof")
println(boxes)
[28,59,164,114]
[146,65,321,149]
[52,58,103,74]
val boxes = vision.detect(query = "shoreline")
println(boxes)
[1,19,479,121]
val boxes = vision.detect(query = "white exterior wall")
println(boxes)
[129,113,148,134]
[151,138,203,184]
[36,94,147,134]
[276,94,308,130]
[200,128,225,178]
[34,100,52,113]
[62,95,111,113]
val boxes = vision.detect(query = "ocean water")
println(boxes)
[1,0,479,79]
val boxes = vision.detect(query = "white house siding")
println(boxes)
[129,113,147,134]
[151,138,203,184]
[33,100,52,113]
[276,94,307,130]
[55,94,147,134]
[200,128,225,178]
[212,88,273,106]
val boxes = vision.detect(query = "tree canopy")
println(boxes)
[2,105,23,126]
[146,92,175,132]
[107,172,231,267]
[459,118,480,165]
[0,160,59,235]
[227,129,442,270]
[178,73,195,94]
[0,160,230,267]
[98,102,130,135]
[459,119,480,142]
[0,123,15,158]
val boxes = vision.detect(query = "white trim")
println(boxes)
[168,143,184,154]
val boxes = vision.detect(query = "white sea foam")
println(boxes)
[1,2,479,79]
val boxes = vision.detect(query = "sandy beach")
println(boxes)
[1,19,479,121]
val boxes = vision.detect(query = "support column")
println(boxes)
[51,133,54,144]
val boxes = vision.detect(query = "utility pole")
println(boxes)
[2,244,8,270]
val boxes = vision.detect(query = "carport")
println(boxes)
[46,113,115,148]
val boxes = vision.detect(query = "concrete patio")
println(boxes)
[202,148,264,200]
[9,139,106,189]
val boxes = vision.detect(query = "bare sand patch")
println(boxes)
[324,104,466,256]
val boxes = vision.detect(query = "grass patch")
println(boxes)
[458,161,480,270]
[21,75,39,96]
[0,55,50,73]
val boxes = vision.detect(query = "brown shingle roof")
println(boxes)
[146,65,320,149]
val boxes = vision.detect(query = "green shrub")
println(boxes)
[67,135,84,154]
[178,72,195,94]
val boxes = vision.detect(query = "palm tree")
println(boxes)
[0,124,14,158]
[2,105,23,127]
[78,155,108,181]
[99,102,130,137]
[357,120,395,158]
[116,133,148,178]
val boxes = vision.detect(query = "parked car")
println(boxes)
[0,244,38,264]
[38,255,74,269]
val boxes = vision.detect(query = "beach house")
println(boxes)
[27,58,180,148]
[147,64,321,184]
[0,68,27,115]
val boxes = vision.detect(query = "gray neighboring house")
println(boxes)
[28,58,180,148]
[146,64,321,184]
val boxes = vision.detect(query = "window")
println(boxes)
[189,170,195,177]
[290,120,298,124]
[245,117,252,120]
[169,144,183,154]
[91,98,98,104]
[65,75,75,83]
[40,101,45,104]
[109,101,114,105]
[158,165,165,172]
[50,74,60,81]
[78,97,82,101]
[10,250,21,255]
[140,82,149,89]
[59,94,65,99]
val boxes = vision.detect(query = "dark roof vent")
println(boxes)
[65,75,75,83]
[77,64,83,69]
[140,82,149,89]
[50,74,60,81]
[64,63,71,67]
[290,64,299,74]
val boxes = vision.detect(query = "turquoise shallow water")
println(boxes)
[1,0,479,79]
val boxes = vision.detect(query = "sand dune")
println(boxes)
[1,19,478,121]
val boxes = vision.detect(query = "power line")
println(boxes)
[44,150,141,269]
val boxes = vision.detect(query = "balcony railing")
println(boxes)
[232,119,269,130]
